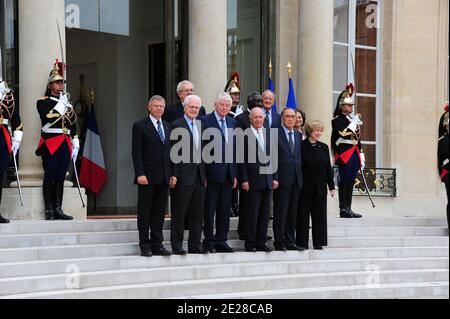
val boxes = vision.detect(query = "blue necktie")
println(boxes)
[157,120,165,143]
[220,119,227,143]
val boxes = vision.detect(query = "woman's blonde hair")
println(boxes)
[305,120,325,136]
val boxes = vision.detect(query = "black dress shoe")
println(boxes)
[314,246,323,250]
[245,247,257,252]
[340,209,354,218]
[286,244,305,251]
[274,245,287,252]
[189,248,208,255]
[215,244,234,253]
[152,247,172,256]
[256,245,273,252]
[202,243,216,254]
[45,211,55,221]
[172,248,187,255]
[140,251,153,257]
[348,209,362,218]
[0,215,10,224]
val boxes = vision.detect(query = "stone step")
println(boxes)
[1,246,448,277]
[181,282,450,299]
[2,269,447,299]
[0,217,447,235]
[0,234,448,264]
[0,227,448,249]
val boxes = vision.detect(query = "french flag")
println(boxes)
[80,106,107,195]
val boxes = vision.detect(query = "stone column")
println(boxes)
[188,0,227,111]
[297,0,334,143]
[3,0,86,220]
[18,0,66,186]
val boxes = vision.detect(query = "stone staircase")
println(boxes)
[0,217,448,299]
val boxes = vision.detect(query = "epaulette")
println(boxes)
[439,135,446,141]
[333,115,339,120]
[38,96,49,101]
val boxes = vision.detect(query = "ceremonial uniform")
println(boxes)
[438,103,449,227]
[36,61,79,220]
[331,84,364,218]
[0,81,23,223]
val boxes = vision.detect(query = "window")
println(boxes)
[333,0,382,167]
[227,0,262,99]
[0,0,18,89]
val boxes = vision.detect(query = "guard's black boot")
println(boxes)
[346,183,362,218]
[43,180,55,221]
[0,214,9,224]
[54,182,73,220]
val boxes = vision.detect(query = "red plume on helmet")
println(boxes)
[444,102,449,113]
[55,59,64,77]
[229,72,241,89]
[346,83,355,97]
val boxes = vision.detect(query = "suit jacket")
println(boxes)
[238,128,277,191]
[201,112,237,184]
[302,140,335,197]
[277,127,303,189]
[163,101,206,125]
[263,109,281,128]
[171,117,206,186]
[235,110,251,130]
[132,117,172,185]
[438,133,449,183]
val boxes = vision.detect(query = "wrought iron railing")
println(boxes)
[334,167,397,198]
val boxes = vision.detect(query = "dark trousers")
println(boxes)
[273,187,300,247]
[203,180,232,247]
[338,182,355,210]
[137,184,169,252]
[171,174,206,251]
[297,195,328,248]
[42,142,71,183]
[0,132,10,173]
[237,189,247,237]
[245,189,271,249]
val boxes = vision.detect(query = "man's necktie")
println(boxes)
[220,119,227,143]
[288,131,295,154]
[157,120,165,143]
[264,110,270,129]
[192,120,199,149]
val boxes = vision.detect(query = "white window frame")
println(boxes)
[333,0,383,167]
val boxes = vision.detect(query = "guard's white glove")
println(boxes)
[53,92,73,115]
[347,120,358,133]
[360,152,366,170]
[12,130,23,156]
[0,81,11,102]
[72,138,80,161]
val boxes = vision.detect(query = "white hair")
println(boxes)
[262,89,276,99]
[177,80,195,93]
[249,107,265,119]
[215,92,232,105]
[184,95,202,108]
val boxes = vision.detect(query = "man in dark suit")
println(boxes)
[169,95,207,255]
[132,95,173,257]
[262,90,281,129]
[239,108,278,252]
[163,81,206,124]
[235,92,263,240]
[201,92,238,253]
[273,108,304,251]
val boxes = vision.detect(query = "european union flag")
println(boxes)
[268,77,277,113]
[286,77,297,109]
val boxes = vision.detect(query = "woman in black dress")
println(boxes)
[297,121,335,250]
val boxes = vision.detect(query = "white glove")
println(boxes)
[12,130,23,156]
[53,92,73,115]
[0,81,11,102]
[72,138,80,160]
[347,120,358,133]
[360,152,366,170]
[350,113,363,125]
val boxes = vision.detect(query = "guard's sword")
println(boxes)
[12,152,24,207]
[72,159,86,208]
[350,51,376,208]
